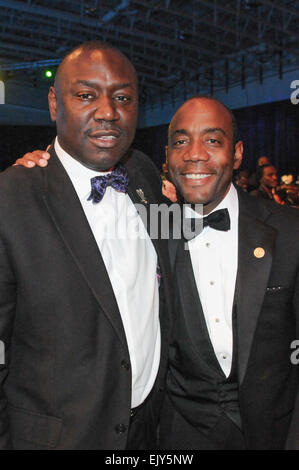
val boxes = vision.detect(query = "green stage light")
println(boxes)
[45,70,53,78]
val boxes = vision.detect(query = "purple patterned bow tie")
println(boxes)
[88,164,129,203]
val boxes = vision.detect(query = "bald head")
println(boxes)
[47,40,139,171]
[165,96,243,212]
[169,96,238,146]
[54,41,138,95]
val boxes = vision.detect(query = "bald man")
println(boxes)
[0,41,172,449]
[159,96,299,450]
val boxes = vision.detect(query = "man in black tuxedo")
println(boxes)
[13,91,299,450]
[0,41,172,449]
[159,96,299,450]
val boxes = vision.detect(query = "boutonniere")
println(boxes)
[156,264,161,288]
[136,188,148,204]
[162,178,178,202]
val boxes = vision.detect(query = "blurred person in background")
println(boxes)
[250,164,285,205]
[248,155,271,191]
[234,170,249,192]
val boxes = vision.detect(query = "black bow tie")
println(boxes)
[182,208,231,241]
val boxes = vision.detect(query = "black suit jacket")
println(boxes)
[0,147,172,449]
[164,189,299,449]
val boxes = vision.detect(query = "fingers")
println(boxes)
[162,179,178,202]
[13,158,35,167]
[13,150,50,167]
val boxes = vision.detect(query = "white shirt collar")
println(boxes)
[212,183,239,222]
[54,137,112,202]
[185,182,239,225]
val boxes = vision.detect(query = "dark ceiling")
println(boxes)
[0,0,298,104]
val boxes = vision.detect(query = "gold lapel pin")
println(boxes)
[254,247,265,258]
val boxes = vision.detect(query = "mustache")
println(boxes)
[179,165,217,174]
[85,123,124,137]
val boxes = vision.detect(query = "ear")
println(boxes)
[164,145,169,171]
[48,86,58,122]
[165,145,168,162]
[233,140,243,170]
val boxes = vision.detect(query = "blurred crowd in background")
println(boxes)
[161,155,299,208]
[234,156,299,208]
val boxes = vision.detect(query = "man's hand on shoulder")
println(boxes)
[13,146,51,168]
[162,179,178,202]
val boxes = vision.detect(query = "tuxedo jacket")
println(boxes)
[164,189,299,449]
[0,147,172,449]
[250,185,273,200]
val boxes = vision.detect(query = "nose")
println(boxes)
[184,139,209,162]
[93,95,119,122]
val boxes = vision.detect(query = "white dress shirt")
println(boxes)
[54,138,161,407]
[186,184,239,377]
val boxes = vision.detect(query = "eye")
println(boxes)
[173,139,187,146]
[78,93,94,100]
[114,95,130,103]
[207,138,220,144]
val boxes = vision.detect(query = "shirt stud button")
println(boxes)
[121,360,130,370]
[115,424,127,434]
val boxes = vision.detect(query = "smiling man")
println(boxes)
[165,97,242,211]
[0,41,172,450]
[159,96,299,450]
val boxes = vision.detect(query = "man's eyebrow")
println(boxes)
[201,127,226,136]
[74,80,134,89]
[169,127,227,139]
[170,129,189,139]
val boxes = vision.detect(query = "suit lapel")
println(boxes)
[124,150,172,376]
[42,148,128,348]
[125,151,171,284]
[236,191,277,385]
[125,155,161,256]
[175,240,224,373]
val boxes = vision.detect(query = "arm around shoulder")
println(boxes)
[0,234,17,448]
